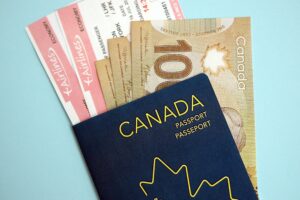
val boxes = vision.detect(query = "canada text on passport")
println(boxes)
[118,94,212,139]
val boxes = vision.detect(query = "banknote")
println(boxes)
[26,14,90,125]
[131,17,258,191]
[95,59,117,110]
[108,37,132,106]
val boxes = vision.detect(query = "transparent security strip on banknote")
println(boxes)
[56,0,184,114]
[26,14,90,125]
[130,17,258,192]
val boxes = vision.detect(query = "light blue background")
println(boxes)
[0,0,299,199]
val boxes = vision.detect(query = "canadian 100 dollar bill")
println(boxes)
[108,37,132,106]
[95,59,117,110]
[131,17,257,191]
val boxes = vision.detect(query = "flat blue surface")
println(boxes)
[0,0,299,199]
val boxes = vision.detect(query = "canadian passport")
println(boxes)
[73,74,258,200]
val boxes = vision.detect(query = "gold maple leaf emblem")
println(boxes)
[201,44,230,75]
[139,157,238,200]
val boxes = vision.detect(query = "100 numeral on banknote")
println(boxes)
[131,17,257,191]
[153,40,193,89]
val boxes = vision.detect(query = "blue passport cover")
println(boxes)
[73,74,257,200]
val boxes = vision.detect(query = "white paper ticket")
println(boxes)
[110,0,184,38]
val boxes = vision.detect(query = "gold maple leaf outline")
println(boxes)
[139,157,238,200]
[200,43,231,75]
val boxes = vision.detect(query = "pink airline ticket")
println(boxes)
[57,5,107,117]
[26,17,90,125]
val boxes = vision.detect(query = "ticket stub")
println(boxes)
[26,13,90,125]
[56,0,183,115]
